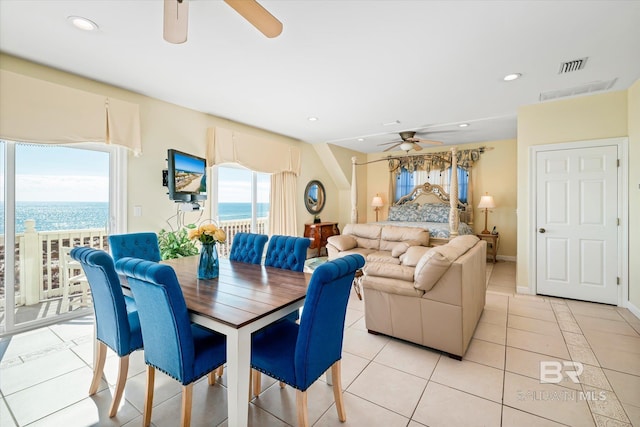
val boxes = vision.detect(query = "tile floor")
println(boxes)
[1,261,639,426]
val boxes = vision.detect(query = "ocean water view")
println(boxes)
[0,202,268,234]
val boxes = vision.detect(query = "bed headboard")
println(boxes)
[395,182,472,224]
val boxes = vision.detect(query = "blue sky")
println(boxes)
[174,151,205,174]
[3,143,109,202]
[217,166,270,203]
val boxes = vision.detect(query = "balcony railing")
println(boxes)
[0,217,268,308]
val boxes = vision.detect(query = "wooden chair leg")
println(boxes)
[108,355,129,417]
[251,369,261,397]
[89,341,107,395]
[207,371,216,386]
[181,383,193,427]
[279,381,286,389]
[143,366,155,427]
[331,361,346,422]
[216,365,224,377]
[296,390,309,427]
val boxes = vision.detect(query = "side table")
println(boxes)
[304,222,340,256]
[476,233,499,263]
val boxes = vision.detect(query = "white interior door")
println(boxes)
[536,145,618,304]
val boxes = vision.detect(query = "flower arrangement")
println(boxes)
[188,223,227,245]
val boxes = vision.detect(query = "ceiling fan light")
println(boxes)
[400,142,414,152]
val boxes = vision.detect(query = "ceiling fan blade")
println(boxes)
[164,0,189,44]
[378,140,402,146]
[383,143,402,152]
[224,0,283,38]
[416,138,444,145]
[413,143,423,151]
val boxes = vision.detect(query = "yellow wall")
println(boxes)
[364,139,518,258]
[516,90,632,296]
[628,79,640,308]
[0,54,354,237]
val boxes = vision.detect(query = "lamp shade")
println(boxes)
[478,195,496,209]
[371,196,384,207]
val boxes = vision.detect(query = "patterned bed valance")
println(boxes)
[387,146,489,175]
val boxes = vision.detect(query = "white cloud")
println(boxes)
[16,174,108,202]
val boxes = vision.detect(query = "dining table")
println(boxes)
[160,256,311,427]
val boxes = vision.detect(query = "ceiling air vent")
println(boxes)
[539,78,617,101]
[559,57,588,74]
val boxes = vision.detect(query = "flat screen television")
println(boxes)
[167,149,207,202]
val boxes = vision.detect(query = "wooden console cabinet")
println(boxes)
[304,222,340,256]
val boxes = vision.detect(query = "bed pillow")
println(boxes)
[420,203,451,223]
[388,204,420,221]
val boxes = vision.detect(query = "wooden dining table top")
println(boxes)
[160,256,312,329]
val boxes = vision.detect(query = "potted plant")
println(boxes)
[157,225,199,260]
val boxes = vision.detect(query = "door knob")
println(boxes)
[539,228,546,233]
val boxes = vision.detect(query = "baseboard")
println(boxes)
[497,255,516,262]
[517,285,533,295]
[625,300,640,320]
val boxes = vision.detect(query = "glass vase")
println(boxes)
[198,242,219,280]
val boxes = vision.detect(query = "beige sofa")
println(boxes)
[362,235,486,358]
[326,223,430,264]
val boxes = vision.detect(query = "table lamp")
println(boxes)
[477,193,496,235]
[371,194,384,222]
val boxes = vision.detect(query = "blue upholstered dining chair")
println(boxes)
[108,232,161,268]
[264,235,311,272]
[264,235,311,324]
[69,247,143,418]
[250,254,365,427]
[116,257,226,427]
[229,232,268,264]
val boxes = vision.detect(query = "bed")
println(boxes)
[348,147,475,246]
[376,182,474,246]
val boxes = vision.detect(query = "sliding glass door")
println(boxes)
[1,140,124,336]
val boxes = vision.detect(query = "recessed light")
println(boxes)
[503,73,522,81]
[459,123,469,128]
[357,138,364,142]
[307,117,318,121]
[68,16,99,31]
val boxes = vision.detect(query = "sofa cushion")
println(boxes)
[362,275,425,297]
[379,226,429,251]
[333,248,377,259]
[391,242,410,257]
[414,250,452,291]
[327,234,357,251]
[342,223,382,250]
[366,251,400,265]
[448,235,480,251]
[401,246,433,267]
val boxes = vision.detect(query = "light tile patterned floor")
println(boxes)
[1,261,639,426]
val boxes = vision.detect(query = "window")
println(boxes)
[394,166,469,204]
[213,165,270,256]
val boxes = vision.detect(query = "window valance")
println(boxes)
[0,70,141,154]
[207,127,301,175]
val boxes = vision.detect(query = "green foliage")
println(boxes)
[158,225,199,260]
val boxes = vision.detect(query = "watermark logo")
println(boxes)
[540,361,583,384]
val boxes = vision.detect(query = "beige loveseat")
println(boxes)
[362,235,486,358]
[326,223,430,264]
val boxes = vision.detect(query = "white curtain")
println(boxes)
[0,70,141,154]
[269,172,297,236]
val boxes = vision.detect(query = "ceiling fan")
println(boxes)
[378,131,445,152]
[163,0,283,44]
